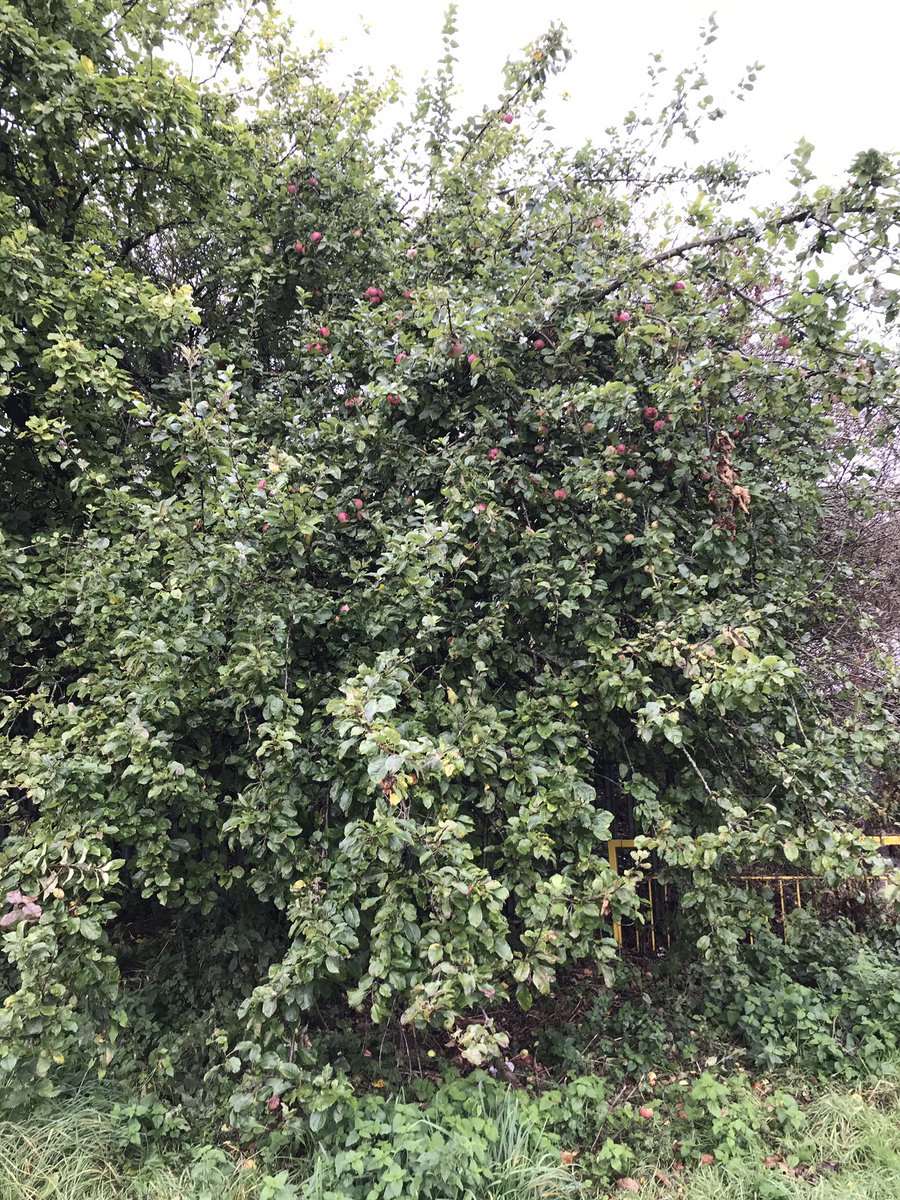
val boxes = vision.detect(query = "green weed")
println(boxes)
[0,1095,277,1200]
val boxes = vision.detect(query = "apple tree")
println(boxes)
[1,1,899,1123]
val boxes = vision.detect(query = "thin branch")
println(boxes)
[681,744,714,797]
[595,209,815,298]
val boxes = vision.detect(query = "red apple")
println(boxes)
[449,342,464,357]
[643,406,658,420]
[503,112,514,123]
[318,326,330,337]
[337,511,349,523]
[653,420,665,432]
[268,1095,281,1112]
[673,281,686,293]
[533,338,546,351]
[615,443,627,455]
[488,447,500,460]
[395,352,408,363]
[614,311,632,323]
[639,1106,653,1118]
[554,488,567,500]
[294,241,305,253]
[387,394,401,406]
[777,334,790,348]
[286,183,296,195]
[352,498,364,510]
[626,468,637,481]
[310,231,323,244]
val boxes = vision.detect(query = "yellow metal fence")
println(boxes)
[607,834,900,953]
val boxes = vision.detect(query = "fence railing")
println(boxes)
[606,834,900,952]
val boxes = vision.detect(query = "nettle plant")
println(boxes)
[1,1,899,1119]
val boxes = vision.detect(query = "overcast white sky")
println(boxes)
[282,0,898,193]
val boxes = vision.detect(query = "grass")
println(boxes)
[300,1087,583,1200]
[0,1095,262,1200]
[0,1089,575,1200]
[636,1078,900,1199]
[1,1078,899,1199]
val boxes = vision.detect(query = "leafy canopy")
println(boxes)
[1,0,899,1123]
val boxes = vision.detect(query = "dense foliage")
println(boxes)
[6,1063,900,1200]
[1,0,899,1135]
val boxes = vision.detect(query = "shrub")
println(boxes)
[1,1,898,1117]
[702,915,900,1076]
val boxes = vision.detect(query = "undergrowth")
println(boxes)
[3,917,899,1198]
[3,1072,900,1200]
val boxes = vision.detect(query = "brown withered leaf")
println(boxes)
[733,485,751,514]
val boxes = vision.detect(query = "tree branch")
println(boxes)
[596,209,815,298]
